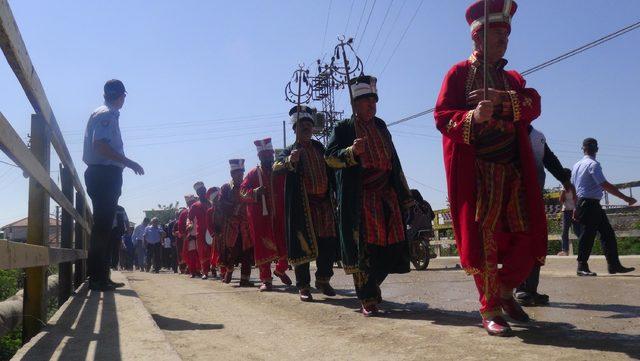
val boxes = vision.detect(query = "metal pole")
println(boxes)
[282,120,286,148]
[338,41,356,115]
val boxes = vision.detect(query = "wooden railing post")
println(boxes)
[74,192,86,289]
[22,113,50,343]
[58,164,73,305]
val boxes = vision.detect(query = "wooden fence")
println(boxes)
[0,0,92,343]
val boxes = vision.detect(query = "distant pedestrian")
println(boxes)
[133,218,150,270]
[110,205,129,270]
[144,217,163,273]
[572,138,636,276]
[121,226,135,270]
[82,79,144,291]
[558,181,582,256]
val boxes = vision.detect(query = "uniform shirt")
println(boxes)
[571,155,607,200]
[143,225,162,245]
[82,105,125,168]
[132,223,147,245]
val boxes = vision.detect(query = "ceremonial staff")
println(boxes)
[285,63,313,122]
[483,0,489,101]
[329,36,364,114]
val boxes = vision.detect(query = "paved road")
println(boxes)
[125,256,640,361]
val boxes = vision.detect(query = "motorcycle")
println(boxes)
[406,195,436,270]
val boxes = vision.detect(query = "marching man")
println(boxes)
[189,182,216,279]
[177,195,199,277]
[434,0,547,336]
[326,75,414,316]
[241,138,292,291]
[274,106,339,302]
[216,159,255,286]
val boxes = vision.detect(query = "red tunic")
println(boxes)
[240,165,286,266]
[434,55,547,274]
[189,199,212,270]
[176,208,189,262]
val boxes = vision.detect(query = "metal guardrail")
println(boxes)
[0,0,92,343]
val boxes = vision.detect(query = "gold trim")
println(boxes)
[507,90,521,122]
[462,111,473,145]
[464,267,481,275]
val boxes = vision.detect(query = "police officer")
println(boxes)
[572,138,636,276]
[83,79,144,291]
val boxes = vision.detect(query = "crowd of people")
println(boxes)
[81,0,637,337]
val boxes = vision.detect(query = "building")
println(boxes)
[1,217,61,247]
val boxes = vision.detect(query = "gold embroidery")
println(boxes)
[522,96,533,108]
[507,90,521,122]
[262,237,278,252]
[462,111,473,145]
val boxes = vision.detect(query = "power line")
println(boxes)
[405,175,446,194]
[353,0,369,38]
[356,0,377,51]
[0,159,19,168]
[364,0,395,65]
[369,0,407,70]
[343,0,355,35]
[379,0,424,75]
[387,19,640,127]
[320,0,333,57]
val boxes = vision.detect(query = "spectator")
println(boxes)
[132,218,149,271]
[572,138,636,276]
[121,226,134,270]
[558,174,582,256]
[144,217,163,273]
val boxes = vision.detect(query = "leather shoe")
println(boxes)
[361,304,379,317]
[258,282,273,292]
[577,263,597,276]
[108,280,125,288]
[239,279,254,287]
[482,316,512,337]
[299,289,313,302]
[608,264,635,274]
[223,271,233,284]
[533,293,550,305]
[501,297,530,322]
[315,282,336,297]
[274,271,292,286]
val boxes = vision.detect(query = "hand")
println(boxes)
[254,186,265,198]
[289,149,301,163]
[352,137,367,156]
[468,88,506,106]
[126,159,145,175]
[473,100,493,124]
[626,196,637,206]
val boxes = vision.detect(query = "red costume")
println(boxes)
[240,138,289,284]
[177,201,199,275]
[189,183,214,277]
[434,0,547,321]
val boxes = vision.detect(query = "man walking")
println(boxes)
[82,79,144,291]
[133,217,149,271]
[144,217,163,273]
[189,182,215,279]
[241,138,292,291]
[326,75,414,316]
[572,138,636,276]
[275,106,338,302]
[434,1,547,336]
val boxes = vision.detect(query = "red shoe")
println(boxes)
[361,304,379,317]
[501,297,530,323]
[274,271,292,286]
[258,282,273,292]
[482,316,512,336]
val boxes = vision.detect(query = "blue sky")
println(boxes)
[1,0,639,225]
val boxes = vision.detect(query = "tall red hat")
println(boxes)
[254,138,274,156]
[466,0,517,38]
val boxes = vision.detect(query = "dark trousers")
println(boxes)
[561,210,583,253]
[110,229,123,269]
[163,246,178,272]
[576,199,620,266]
[294,237,337,289]
[146,243,162,272]
[516,265,540,294]
[85,165,123,284]
[353,270,387,306]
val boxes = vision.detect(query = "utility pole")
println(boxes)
[311,60,343,145]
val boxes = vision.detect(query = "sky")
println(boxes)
[1,0,639,225]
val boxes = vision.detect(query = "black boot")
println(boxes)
[608,263,635,274]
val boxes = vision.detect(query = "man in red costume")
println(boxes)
[177,195,199,277]
[434,0,547,336]
[241,138,292,291]
[206,186,221,278]
[189,181,216,279]
[217,159,255,287]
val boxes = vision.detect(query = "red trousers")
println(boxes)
[196,238,211,275]
[185,250,199,275]
[258,257,288,282]
[473,227,535,318]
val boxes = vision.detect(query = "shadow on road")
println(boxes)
[151,314,224,331]
[549,302,640,319]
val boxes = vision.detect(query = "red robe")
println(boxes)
[206,206,221,267]
[240,165,286,266]
[189,199,213,272]
[434,55,547,274]
[177,208,198,272]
